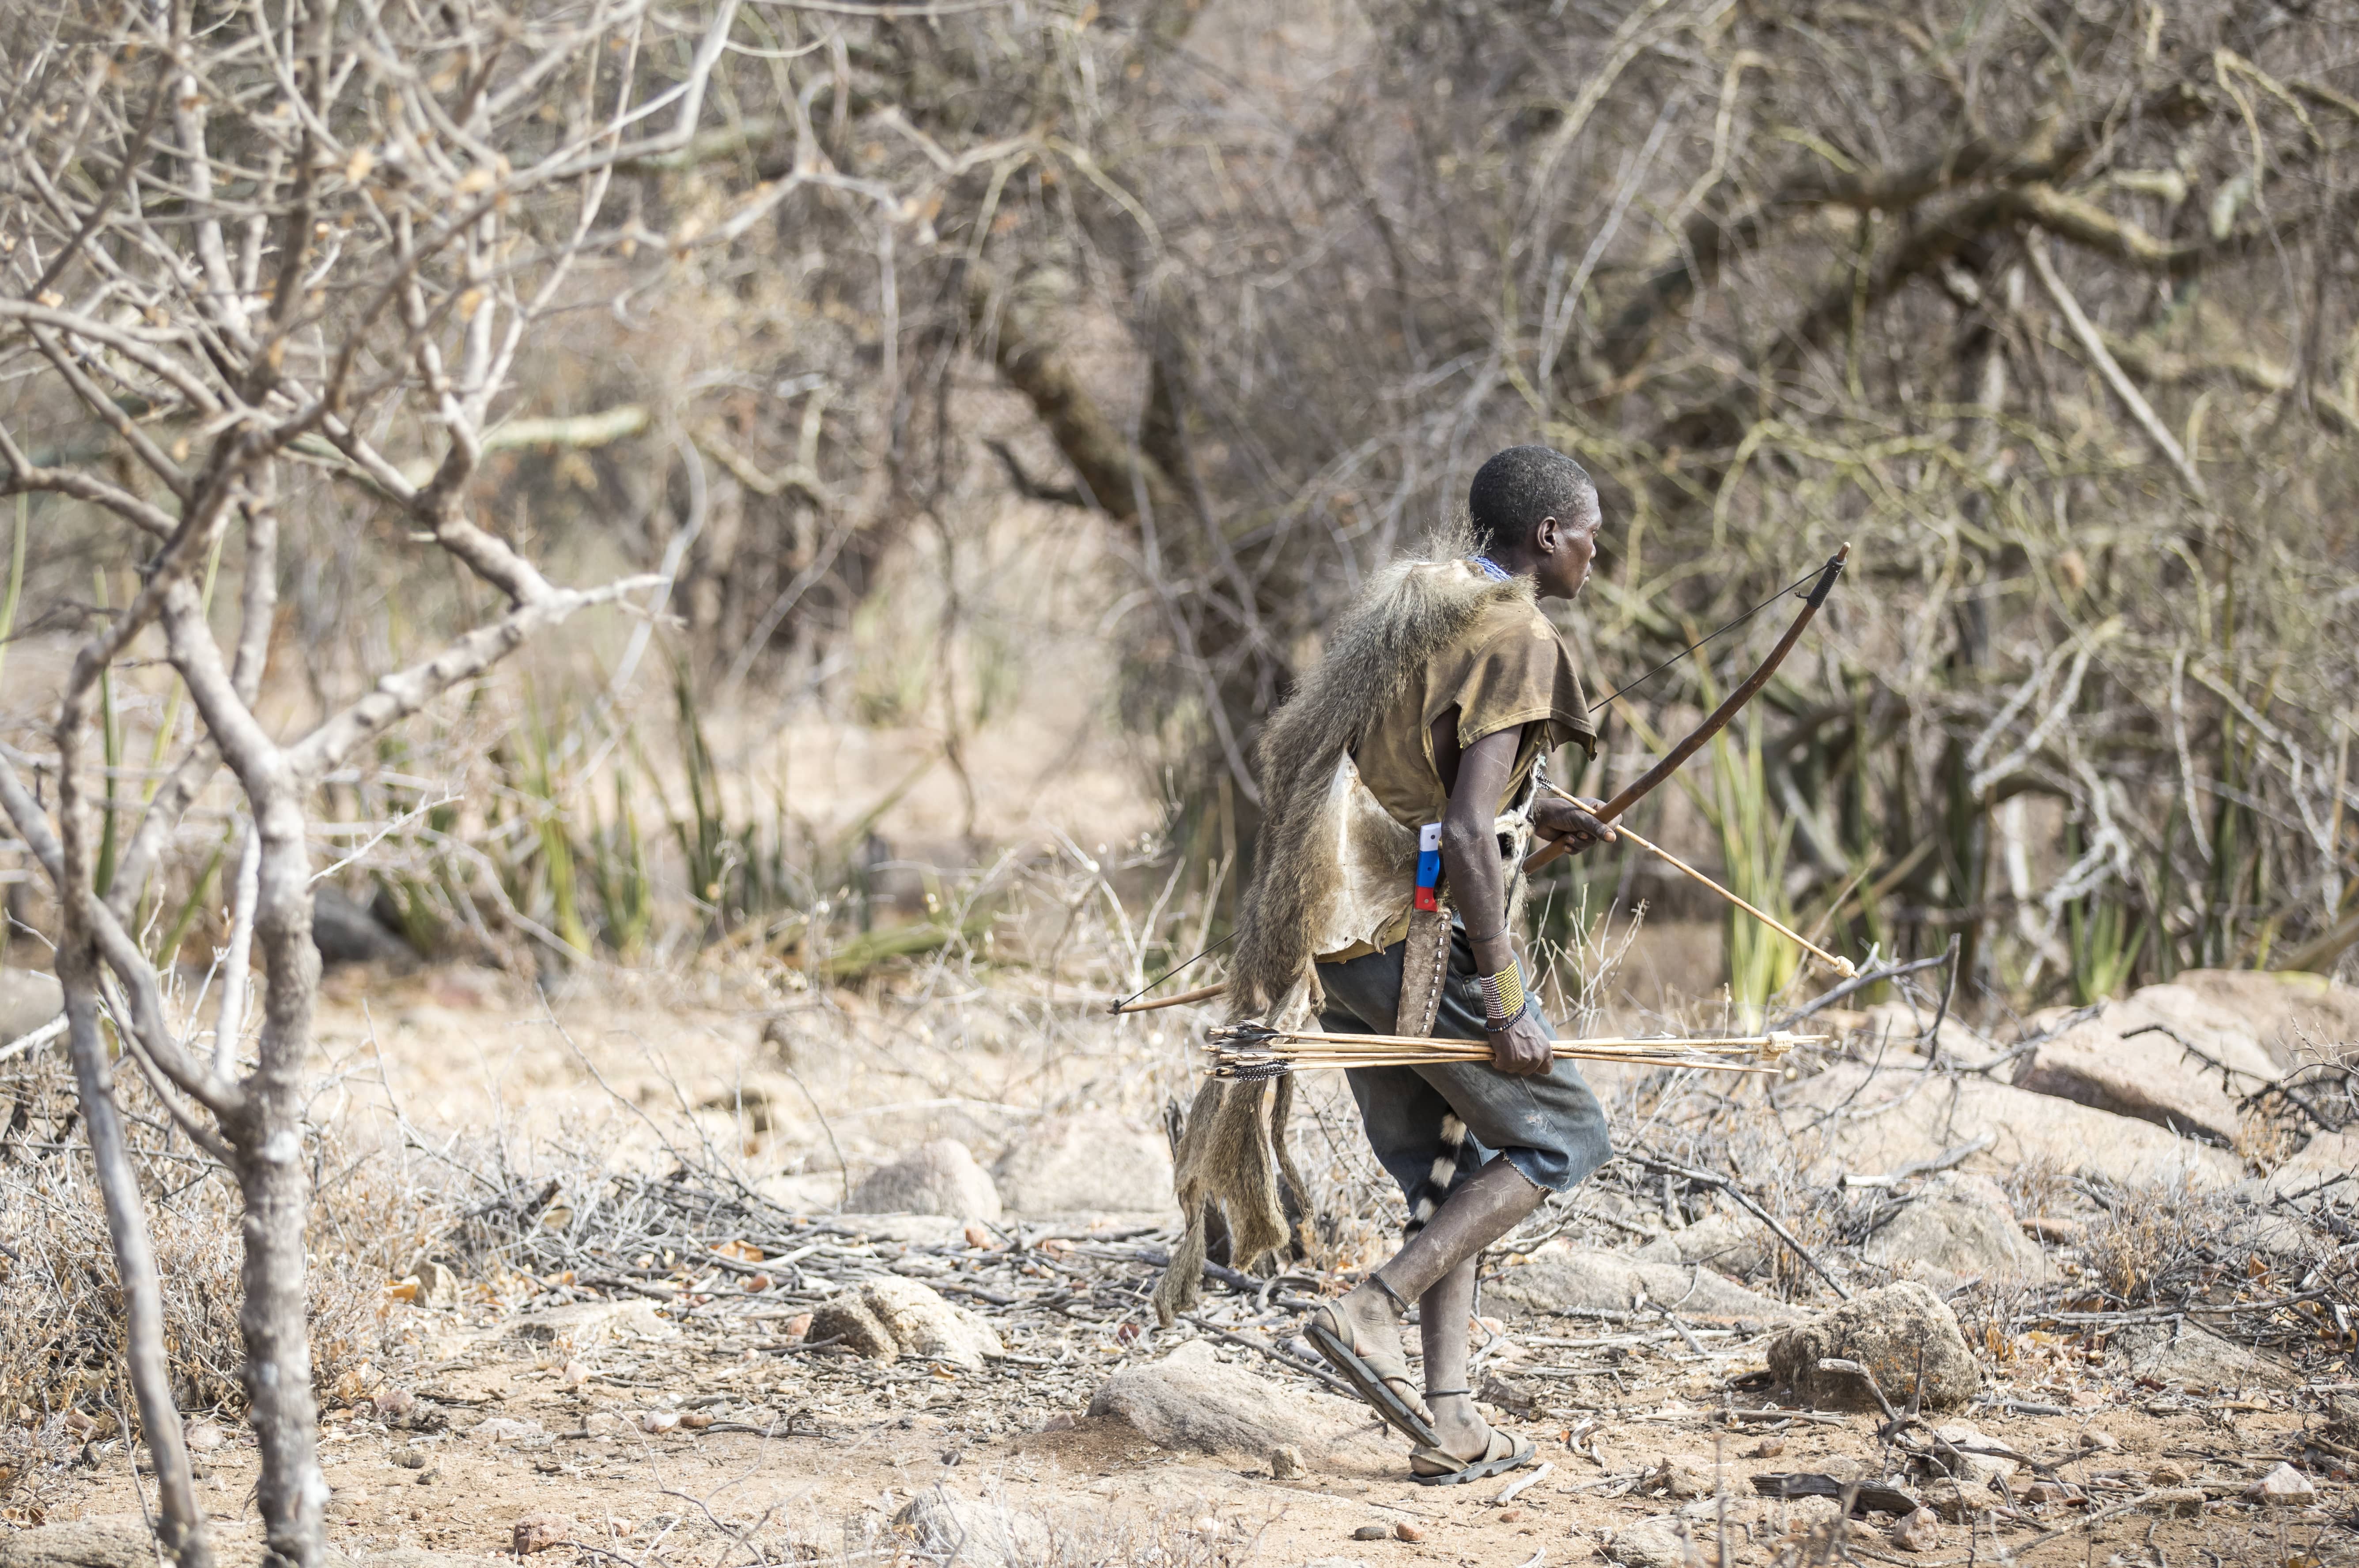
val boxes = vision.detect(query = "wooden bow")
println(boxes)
[1527,542,1850,874]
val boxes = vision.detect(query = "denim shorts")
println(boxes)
[1316,930,1613,1212]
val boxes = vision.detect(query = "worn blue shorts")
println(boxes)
[1316,930,1613,1213]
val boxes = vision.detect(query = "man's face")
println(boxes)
[1535,491,1602,600]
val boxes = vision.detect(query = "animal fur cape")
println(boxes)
[1154,529,1541,1323]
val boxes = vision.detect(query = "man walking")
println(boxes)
[1161,444,1619,1484]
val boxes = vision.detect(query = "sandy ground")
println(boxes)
[13,964,2350,1567]
[51,1274,2349,1568]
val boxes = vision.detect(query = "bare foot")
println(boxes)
[1334,1279,1405,1352]
[1426,1393,1494,1463]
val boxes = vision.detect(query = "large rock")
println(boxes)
[0,966,62,1046]
[1764,1281,1978,1411]
[312,884,415,966]
[2012,985,2287,1145]
[1860,1174,2053,1285]
[1487,1242,1804,1325]
[1632,1205,1771,1281]
[847,1139,1003,1220]
[1781,1064,2243,1190]
[0,1521,154,1568]
[892,1485,1050,1568]
[2263,1130,2359,1199]
[2111,1319,2289,1392]
[1088,1340,1390,1467]
[860,1275,1003,1371]
[2169,969,2359,1066]
[992,1110,1174,1214]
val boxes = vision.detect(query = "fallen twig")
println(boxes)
[1625,1153,1851,1301]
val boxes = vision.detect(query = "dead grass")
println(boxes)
[0,1058,433,1507]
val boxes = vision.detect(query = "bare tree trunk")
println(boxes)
[237,797,327,1568]
[57,948,212,1568]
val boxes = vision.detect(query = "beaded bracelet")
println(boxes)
[1478,959,1527,1030]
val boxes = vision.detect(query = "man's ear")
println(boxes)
[1534,514,1560,554]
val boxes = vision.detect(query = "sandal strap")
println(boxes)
[1425,1389,1471,1398]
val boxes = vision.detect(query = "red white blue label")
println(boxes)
[1414,822,1442,911]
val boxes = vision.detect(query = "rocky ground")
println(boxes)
[3,963,2356,1568]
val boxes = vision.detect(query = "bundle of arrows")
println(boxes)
[1202,1022,1821,1079]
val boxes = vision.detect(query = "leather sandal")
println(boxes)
[1304,1292,1438,1448]
[1409,1426,1536,1486]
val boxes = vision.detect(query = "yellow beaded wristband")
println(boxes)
[1478,960,1526,1029]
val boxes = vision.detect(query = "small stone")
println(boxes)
[1644,1455,1713,1499]
[2150,1488,2207,1518]
[184,1421,227,1453]
[1746,1437,1785,1459]
[861,1275,1005,1371]
[892,1480,1052,1568]
[372,1387,416,1422]
[1270,1444,1304,1479]
[2248,1463,2315,1503]
[414,1259,464,1309]
[1605,1516,1698,1568]
[391,1447,427,1470]
[2148,1460,2189,1486]
[782,1311,814,1340]
[514,1299,676,1346]
[1931,1424,2018,1486]
[1352,1524,1389,1541]
[637,1410,681,1433]
[1392,1522,1423,1542]
[963,1222,994,1249]
[1921,1479,2001,1523]
[2076,1429,2119,1452]
[807,1298,900,1361]
[679,1411,714,1430]
[1498,1508,1525,1523]
[513,1513,572,1555]
[1889,1508,1941,1553]
[559,1359,591,1390]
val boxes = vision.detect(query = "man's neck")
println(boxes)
[1474,548,1544,586]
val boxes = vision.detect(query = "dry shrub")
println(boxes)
[1996,1153,2075,1222]
[0,1059,402,1500]
[2080,1178,2229,1305]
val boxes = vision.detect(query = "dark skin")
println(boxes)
[1333,487,1621,1466]
[1430,489,1616,1075]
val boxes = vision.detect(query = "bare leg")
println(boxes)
[1419,1256,1489,1460]
[1327,1157,1542,1452]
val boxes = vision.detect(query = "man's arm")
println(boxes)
[1439,726,1554,1075]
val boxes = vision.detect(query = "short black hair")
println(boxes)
[1467,445,1596,556]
